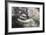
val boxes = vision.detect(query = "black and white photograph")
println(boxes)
[6,1,44,34]
[12,7,40,28]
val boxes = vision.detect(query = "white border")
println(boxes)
[8,2,43,32]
